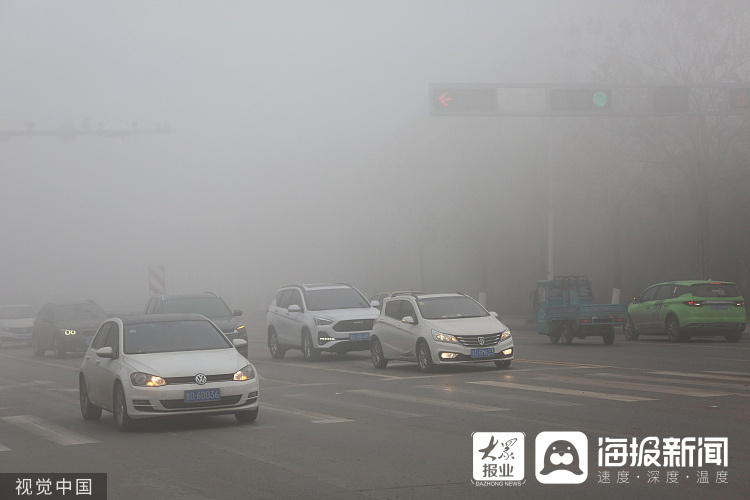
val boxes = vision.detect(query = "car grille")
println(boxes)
[163,374,235,385]
[160,394,243,409]
[454,332,504,347]
[333,319,375,332]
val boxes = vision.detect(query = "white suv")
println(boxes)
[370,292,514,372]
[266,283,380,361]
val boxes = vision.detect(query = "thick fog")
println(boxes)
[2,1,748,319]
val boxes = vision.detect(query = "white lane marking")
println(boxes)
[595,373,750,392]
[261,403,353,424]
[416,385,582,407]
[0,443,10,452]
[0,352,79,371]
[347,389,507,412]
[1,415,99,446]
[0,380,56,390]
[283,393,425,418]
[532,375,731,397]
[706,371,750,378]
[252,359,400,379]
[649,371,750,382]
[468,381,655,402]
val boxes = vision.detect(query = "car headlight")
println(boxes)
[234,365,256,381]
[61,329,77,336]
[131,372,166,387]
[314,317,333,326]
[500,329,512,341]
[432,329,459,343]
[236,325,246,335]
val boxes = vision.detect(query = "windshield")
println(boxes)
[416,296,489,320]
[690,283,741,298]
[163,297,232,318]
[0,305,37,320]
[123,319,232,354]
[55,303,106,321]
[303,288,370,311]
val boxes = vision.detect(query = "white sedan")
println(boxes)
[79,314,259,431]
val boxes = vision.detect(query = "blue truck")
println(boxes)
[532,276,627,345]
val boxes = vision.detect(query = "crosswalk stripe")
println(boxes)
[705,371,750,378]
[1,415,99,446]
[468,381,655,402]
[514,358,611,368]
[283,393,425,418]
[347,389,507,412]
[532,375,731,397]
[595,373,750,392]
[262,403,352,424]
[0,443,9,452]
[649,371,750,382]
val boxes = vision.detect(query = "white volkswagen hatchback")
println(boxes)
[370,292,514,372]
[79,314,259,431]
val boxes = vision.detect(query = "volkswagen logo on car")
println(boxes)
[195,373,207,385]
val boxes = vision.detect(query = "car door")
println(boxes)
[88,321,120,410]
[286,289,306,342]
[85,321,113,407]
[631,286,660,332]
[392,300,420,359]
[652,285,674,331]
[377,299,404,357]
[273,289,294,345]
[33,304,54,348]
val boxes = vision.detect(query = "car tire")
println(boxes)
[33,339,46,357]
[624,316,639,341]
[725,327,742,343]
[302,331,320,361]
[79,377,102,421]
[494,360,511,369]
[54,338,66,358]
[416,341,434,373]
[268,329,286,359]
[666,316,685,342]
[560,323,574,345]
[371,337,388,369]
[235,408,259,423]
[548,333,560,344]
[603,329,615,345]
[113,384,135,432]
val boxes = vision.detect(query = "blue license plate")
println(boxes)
[710,305,727,310]
[471,348,495,358]
[349,332,370,341]
[184,388,221,403]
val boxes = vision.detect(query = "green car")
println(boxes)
[625,280,746,343]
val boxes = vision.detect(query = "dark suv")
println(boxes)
[32,301,107,357]
[144,293,248,357]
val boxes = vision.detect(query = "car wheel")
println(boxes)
[54,338,66,358]
[113,384,134,431]
[235,408,259,423]
[371,337,388,369]
[548,333,560,344]
[417,341,434,373]
[725,326,742,343]
[624,316,639,341]
[302,332,320,361]
[666,316,684,342]
[32,339,46,357]
[79,377,102,421]
[603,329,615,345]
[560,324,574,345]
[268,329,286,359]
[494,360,511,369]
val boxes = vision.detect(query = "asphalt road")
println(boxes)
[0,319,748,500]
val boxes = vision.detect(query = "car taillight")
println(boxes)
[736,301,745,307]
[683,301,703,307]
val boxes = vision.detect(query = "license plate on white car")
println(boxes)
[349,332,370,341]
[471,348,495,358]
[184,388,220,403]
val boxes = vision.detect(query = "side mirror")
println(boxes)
[233,310,243,317]
[95,346,114,359]
[370,300,380,308]
[401,315,416,325]
[288,304,301,313]
[489,311,498,317]
[232,338,248,348]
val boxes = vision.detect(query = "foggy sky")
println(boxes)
[0,1,681,316]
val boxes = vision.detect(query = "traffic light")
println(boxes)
[729,88,750,109]
[429,86,497,115]
[653,86,689,113]
[548,88,611,113]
